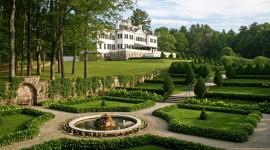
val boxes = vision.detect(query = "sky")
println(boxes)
[124,0,270,32]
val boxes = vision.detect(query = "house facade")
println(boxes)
[97,19,164,60]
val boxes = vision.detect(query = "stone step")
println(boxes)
[166,96,187,103]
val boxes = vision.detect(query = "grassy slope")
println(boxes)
[0,114,35,135]
[72,100,135,108]
[0,59,182,81]
[208,86,270,96]
[168,108,246,130]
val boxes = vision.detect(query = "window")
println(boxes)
[118,44,122,49]
[129,45,133,48]
[107,44,111,50]
[124,44,128,48]
[124,34,128,39]
[99,43,102,49]
[150,39,153,43]
[104,44,106,49]
[112,35,115,40]
[154,39,157,43]
[129,35,133,40]
[112,45,115,50]
[118,34,122,39]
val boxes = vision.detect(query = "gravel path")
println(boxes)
[2,102,270,150]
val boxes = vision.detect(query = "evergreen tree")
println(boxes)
[161,51,166,59]
[200,65,211,78]
[185,66,195,84]
[194,77,207,98]
[213,70,222,86]
[198,109,208,120]
[163,74,174,95]
[225,65,236,78]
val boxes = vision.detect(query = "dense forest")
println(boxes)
[155,22,270,59]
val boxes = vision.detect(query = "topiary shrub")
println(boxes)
[225,65,235,78]
[194,77,207,98]
[161,51,166,59]
[213,71,222,86]
[185,66,196,84]
[200,65,211,78]
[169,53,173,59]
[163,74,175,95]
[198,109,208,120]
[101,100,106,106]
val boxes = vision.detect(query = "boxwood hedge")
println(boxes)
[153,104,261,143]
[116,87,165,95]
[205,92,270,102]
[0,107,54,147]
[22,134,223,150]
[49,96,155,113]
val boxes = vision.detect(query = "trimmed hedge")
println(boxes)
[105,89,163,102]
[22,134,223,150]
[205,92,270,102]
[153,104,261,143]
[144,79,186,84]
[116,87,165,95]
[222,82,269,88]
[0,108,54,147]
[49,96,155,113]
[0,105,21,116]
[233,75,270,79]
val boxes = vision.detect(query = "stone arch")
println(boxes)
[16,83,38,106]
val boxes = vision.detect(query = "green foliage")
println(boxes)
[221,56,252,67]
[169,53,173,58]
[185,66,196,84]
[160,51,166,59]
[0,105,21,116]
[198,109,208,120]
[220,47,236,57]
[194,77,207,98]
[213,71,223,86]
[8,78,24,99]
[117,75,135,87]
[253,56,270,65]
[225,65,235,79]
[153,104,261,143]
[163,74,175,95]
[75,78,92,96]
[49,96,155,113]
[130,8,151,32]
[48,79,61,99]
[22,134,222,150]
[116,87,165,95]
[48,79,73,99]
[101,100,106,106]
[205,92,270,102]
[0,108,54,147]
[200,65,211,78]
[0,81,7,100]
[106,89,163,101]
[91,76,102,92]
[101,76,114,89]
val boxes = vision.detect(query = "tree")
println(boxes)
[160,51,166,59]
[194,77,207,98]
[198,109,208,120]
[220,47,236,57]
[173,32,188,52]
[200,65,211,78]
[213,70,222,86]
[225,65,235,78]
[185,66,195,84]
[163,74,174,95]
[27,1,33,76]
[130,8,151,32]
[9,0,16,81]
[155,27,176,52]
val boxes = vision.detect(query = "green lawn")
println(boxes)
[1,59,183,81]
[72,100,135,108]
[208,86,270,96]
[167,108,246,130]
[205,98,258,104]
[125,145,170,150]
[0,114,35,136]
[153,74,185,82]
[223,79,270,84]
[135,83,188,94]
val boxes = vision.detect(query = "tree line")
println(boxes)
[0,0,134,81]
[155,22,270,59]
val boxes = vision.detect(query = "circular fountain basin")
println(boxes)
[68,114,144,137]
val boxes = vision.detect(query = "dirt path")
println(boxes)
[2,102,270,150]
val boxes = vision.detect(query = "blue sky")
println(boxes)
[124,0,270,32]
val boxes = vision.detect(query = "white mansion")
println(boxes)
[97,19,174,60]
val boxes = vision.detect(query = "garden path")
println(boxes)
[2,102,270,150]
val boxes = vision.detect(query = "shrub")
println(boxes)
[185,66,196,84]
[194,77,207,98]
[116,87,165,95]
[169,53,173,58]
[213,71,222,86]
[101,100,106,106]
[163,74,175,95]
[161,51,166,59]
[225,65,235,79]
[198,109,208,120]
[204,92,270,102]
[201,65,211,78]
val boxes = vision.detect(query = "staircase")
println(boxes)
[165,96,187,103]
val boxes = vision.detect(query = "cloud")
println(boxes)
[135,0,270,31]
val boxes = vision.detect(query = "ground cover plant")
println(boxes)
[22,134,222,150]
[153,104,262,142]
[48,96,155,113]
[0,106,54,147]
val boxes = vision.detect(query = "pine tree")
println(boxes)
[163,74,174,95]
[214,71,223,86]
[185,66,195,84]
[194,77,207,98]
